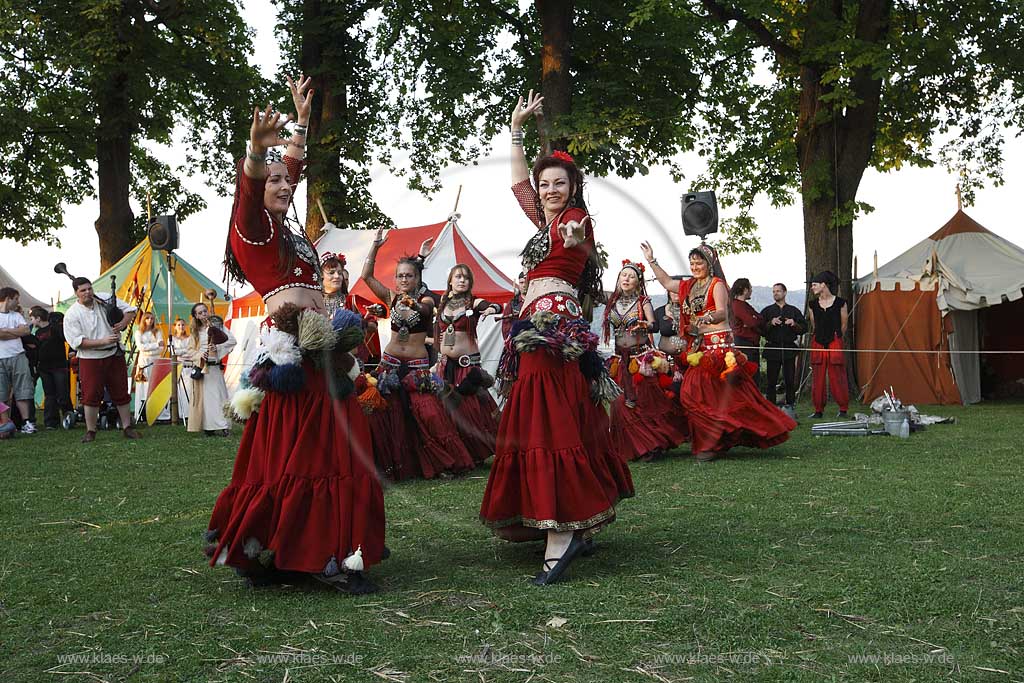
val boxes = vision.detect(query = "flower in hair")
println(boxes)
[319,251,346,268]
[551,150,575,164]
[621,259,645,273]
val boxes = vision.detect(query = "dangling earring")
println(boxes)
[569,197,577,208]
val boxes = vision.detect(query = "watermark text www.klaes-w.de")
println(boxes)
[56,653,167,666]
[651,652,767,666]
[455,652,562,667]
[849,652,955,666]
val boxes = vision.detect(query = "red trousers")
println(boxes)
[810,338,849,412]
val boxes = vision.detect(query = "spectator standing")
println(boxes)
[759,283,806,408]
[730,278,764,385]
[0,287,36,434]
[808,271,850,418]
[28,307,72,429]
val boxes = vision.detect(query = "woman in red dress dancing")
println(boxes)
[481,92,634,586]
[604,260,689,461]
[435,265,502,465]
[206,77,385,594]
[641,241,796,463]
[359,233,475,481]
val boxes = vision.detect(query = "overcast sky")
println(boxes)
[5,0,1023,305]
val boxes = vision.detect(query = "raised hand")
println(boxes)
[287,74,313,125]
[511,89,544,129]
[418,237,434,258]
[640,241,655,263]
[373,226,387,245]
[250,105,289,153]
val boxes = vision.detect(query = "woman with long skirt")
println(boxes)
[186,304,236,436]
[206,76,385,594]
[641,241,797,462]
[480,92,634,586]
[358,234,475,481]
[435,264,502,465]
[132,312,165,422]
[603,261,689,461]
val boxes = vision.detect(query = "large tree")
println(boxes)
[272,0,528,237]
[1,0,264,270]
[627,0,1024,296]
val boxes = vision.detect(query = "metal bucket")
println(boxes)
[882,409,909,436]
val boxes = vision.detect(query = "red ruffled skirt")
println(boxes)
[609,348,689,460]
[206,361,385,575]
[681,335,796,455]
[368,354,475,481]
[480,349,635,541]
[439,357,498,465]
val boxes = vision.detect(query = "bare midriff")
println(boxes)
[439,328,480,360]
[385,333,430,361]
[265,288,327,317]
[522,276,577,311]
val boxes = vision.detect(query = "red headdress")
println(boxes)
[602,259,651,344]
[319,251,347,269]
[551,150,575,164]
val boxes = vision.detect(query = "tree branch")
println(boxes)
[472,0,530,43]
[700,0,799,62]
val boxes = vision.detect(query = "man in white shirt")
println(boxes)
[62,277,141,443]
[0,287,37,434]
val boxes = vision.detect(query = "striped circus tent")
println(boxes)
[317,215,515,309]
[58,239,229,326]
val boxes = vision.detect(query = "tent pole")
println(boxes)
[452,185,463,215]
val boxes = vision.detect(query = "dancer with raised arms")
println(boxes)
[207,75,385,594]
[481,91,633,586]
[641,241,796,462]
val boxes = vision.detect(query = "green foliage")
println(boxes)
[0,0,265,246]
[640,0,1024,229]
[270,0,526,229]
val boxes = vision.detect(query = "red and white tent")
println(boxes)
[224,214,516,393]
[318,215,515,310]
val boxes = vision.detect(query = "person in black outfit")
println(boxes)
[807,271,849,418]
[759,283,805,408]
[28,307,72,429]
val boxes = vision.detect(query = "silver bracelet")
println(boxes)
[511,129,524,146]
[246,147,266,162]
[293,124,308,136]
[648,259,659,266]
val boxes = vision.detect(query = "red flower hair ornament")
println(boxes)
[551,150,575,164]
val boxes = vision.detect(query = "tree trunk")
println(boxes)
[302,0,353,240]
[536,0,573,153]
[94,68,135,273]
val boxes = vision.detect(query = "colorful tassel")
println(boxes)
[342,546,364,572]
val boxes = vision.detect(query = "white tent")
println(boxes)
[0,262,49,310]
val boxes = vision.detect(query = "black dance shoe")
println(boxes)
[531,533,586,586]
[313,571,380,595]
[581,538,597,557]
[809,412,824,419]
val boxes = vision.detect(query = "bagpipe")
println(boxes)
[193,289,228,380]
[54,262,124,351]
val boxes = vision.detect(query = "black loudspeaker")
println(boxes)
[148,215,179,251]
[681,191,718,238]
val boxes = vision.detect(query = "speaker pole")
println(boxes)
[166,250,179,425]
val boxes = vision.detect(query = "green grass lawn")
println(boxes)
[1,401,1022,682]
